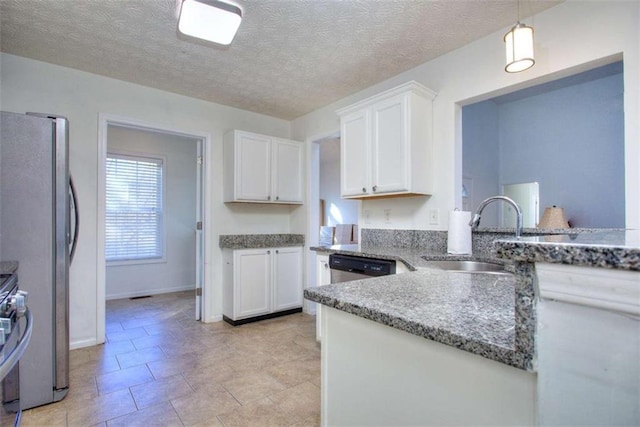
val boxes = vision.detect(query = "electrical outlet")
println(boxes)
[363,210,372,224]
[384,209,392,224]
[429,208,439,225]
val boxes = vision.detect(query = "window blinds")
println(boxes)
[106,153,164,262]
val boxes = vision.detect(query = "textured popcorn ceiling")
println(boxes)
[0,0,561,120]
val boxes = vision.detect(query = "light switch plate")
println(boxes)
[429,208,439,225]
[384,209,391,224]
[363,210,371,224]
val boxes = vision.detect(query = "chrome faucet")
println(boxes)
[469,196,523,238]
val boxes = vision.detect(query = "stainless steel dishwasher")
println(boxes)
[316,254,397,343]
[329,254,396,283]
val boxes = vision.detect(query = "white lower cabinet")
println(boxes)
[273,247,304,311]
[223,246,303,324]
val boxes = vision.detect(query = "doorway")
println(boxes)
[97,115,210,344]
[306,131,360,313]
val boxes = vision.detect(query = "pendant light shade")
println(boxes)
[178,0,242,45]
[504,22,535,73]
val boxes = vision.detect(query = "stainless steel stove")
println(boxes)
[0,271,32,426]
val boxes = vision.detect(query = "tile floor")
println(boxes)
[18,291,321,426]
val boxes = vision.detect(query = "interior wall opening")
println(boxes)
[461,60,624,229]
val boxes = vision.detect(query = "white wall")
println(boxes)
[0,53,293,348]
[106,126,197,299]
[292,0,640,233]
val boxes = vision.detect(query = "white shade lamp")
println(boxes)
[537,206,570,229]
[504,22,535,73]
[504,0,535,73]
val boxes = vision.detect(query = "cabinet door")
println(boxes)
[371,94,410,194]
[272,138,303,203]
[235,132,272,201]
[234,249,271,318]
[273,247,303,311]
[340,109,370,197]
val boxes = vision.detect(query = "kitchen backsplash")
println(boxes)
[361,229,447,252]
[362,227,612,256]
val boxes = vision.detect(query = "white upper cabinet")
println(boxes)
[272,138,304,203]
[337,81,436,199]
[224,130,303,204]
[340,109,370,197]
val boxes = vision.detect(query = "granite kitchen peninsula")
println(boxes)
[305,229,639,426]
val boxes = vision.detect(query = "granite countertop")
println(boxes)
[495,229,640,271]
[220,234,305,249]
[306,244,526,368]
[0,261,18,274]
[310,244,501,271]
[305,269,520,367]
[306,229,639,371]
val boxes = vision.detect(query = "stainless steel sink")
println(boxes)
[420,259,509,274]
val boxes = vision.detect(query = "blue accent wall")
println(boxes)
[462,101,500,225]
[463,62,624,228]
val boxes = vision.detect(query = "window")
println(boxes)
[106,152,164,263]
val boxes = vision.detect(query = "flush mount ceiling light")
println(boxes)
[178,0,242,45]
[504,0,535,73]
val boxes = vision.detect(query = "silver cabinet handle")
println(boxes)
[267,195,271,201]
[372,185,377,192]
[323,263,328,268]
[362,187,366,193]
[276,196,279,201]
[267,250,271,254]
[275,249,279,254]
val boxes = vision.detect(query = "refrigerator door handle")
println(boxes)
[69,175,79,263]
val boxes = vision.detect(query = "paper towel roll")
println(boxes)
[447,210,472,254]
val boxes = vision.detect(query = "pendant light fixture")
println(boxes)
[504,0,535,73]
[178,0,242,45]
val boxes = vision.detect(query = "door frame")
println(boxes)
[305,129,340,315]
[97,113,212,343]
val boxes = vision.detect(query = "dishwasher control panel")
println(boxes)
[329,254,396,277]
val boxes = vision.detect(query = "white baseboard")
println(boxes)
[304,300,317,315]
[106,284,195,300]
[202,314,223,323]
[70,337,101,350]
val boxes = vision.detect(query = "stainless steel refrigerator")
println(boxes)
[0,111,79,409]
